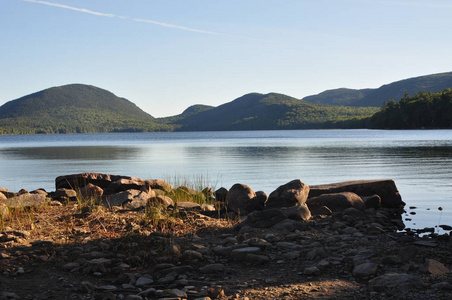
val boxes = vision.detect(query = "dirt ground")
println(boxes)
[1,202,451,300]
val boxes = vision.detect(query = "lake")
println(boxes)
[0,129,451,231]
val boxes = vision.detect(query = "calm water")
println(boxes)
[0,129,451,230]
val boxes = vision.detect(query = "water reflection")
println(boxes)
[1,146,140,160]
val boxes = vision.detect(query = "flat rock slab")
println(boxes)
[368,273,422,291]
[308,179,404,209]
[2,193,47,208]
[56,173,173,192]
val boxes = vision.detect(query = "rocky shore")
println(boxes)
[0,173,451,299]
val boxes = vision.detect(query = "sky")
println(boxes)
[1,0,452,117]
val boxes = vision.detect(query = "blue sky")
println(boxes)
[1,0,451,117]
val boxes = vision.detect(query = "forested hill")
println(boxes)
[370,89,452,129]
[0,84,171,134]
[302,72,452,107]
[2,71,452,134]
[164,92,378,131]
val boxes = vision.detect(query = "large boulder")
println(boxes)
[2,193,48,209]
[0,192,6,201]
[56,173,173,193]
[225,184,259,215]
[308,179,404,209]
[56,173,130,190]
[306,192,365,215]
[265,179,310,209]
[214,187,229,202]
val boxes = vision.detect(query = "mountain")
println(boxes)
[302,88,373,106]
[161,104,214,124]
[302,72,452,107]
[165,92,378,131]
[0,84,171,134]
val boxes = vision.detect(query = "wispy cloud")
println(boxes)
[133,18,217,35]
[24,0,115,17]
[23,0,219,35]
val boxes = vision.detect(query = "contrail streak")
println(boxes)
[133,18,217,35]
[24,0,115,17]
[23,0,219,35]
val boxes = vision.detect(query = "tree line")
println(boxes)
[369,89,452,129]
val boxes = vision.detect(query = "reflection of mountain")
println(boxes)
[1,146,140,160]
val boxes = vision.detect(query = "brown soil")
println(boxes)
[1,203,451,300]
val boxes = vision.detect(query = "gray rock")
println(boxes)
[176,201,201,211]
[368,273,422,291]
[246,254,270,265]
[182,250,203,261]
[225,183,258,215]
[353,262,378,278]
[165,289,188,298]
[149,195,174,208]
[231,247,261,261]
[80,183,104,199]
[125,296,143,300]
[135,276,154,287]
[271,219,310,232]
[420,259,450,276]
[308,179,404,209]
[56,173,173,192]
[212,245,234,256]
[431,281,452,290]
[62,262,80,271]
[56,173,129,190]
[303,266,320,275]
[363,194,381,209]
[97,285,118,291]
[317,206,332,215]
[0,292,20,300]
[199,263,225,274]
[54,188,77,200]
[214,187,228,202]
[283,251,300,260]
[265,179,310,209]
[137,287,156,297]
[241,208,287,228]
[103,189,152,208]
[2,193,47,209]
[255,190,268,205]
[158,274,176,284]
[307,192,365,215]
[276,242,302,251]
[222,236,238,246]
[281,203,311,221]
[342,207,365,219]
